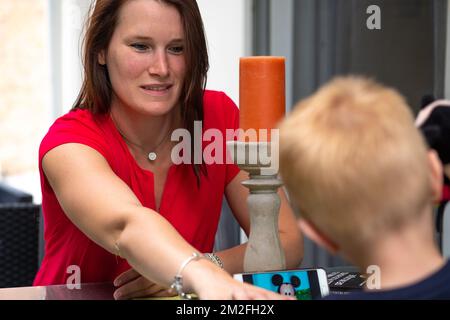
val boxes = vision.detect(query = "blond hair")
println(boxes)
[279,77,432,248]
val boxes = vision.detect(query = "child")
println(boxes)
[279,77,450,299]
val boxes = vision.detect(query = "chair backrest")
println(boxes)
[0,203,41,288]
[0,183,33,204]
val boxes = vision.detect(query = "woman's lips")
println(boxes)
[140,84,173,96]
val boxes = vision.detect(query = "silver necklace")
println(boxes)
[111,115,171,162]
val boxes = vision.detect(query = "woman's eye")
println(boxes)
[169,46,184,54]
[131,43,149,51]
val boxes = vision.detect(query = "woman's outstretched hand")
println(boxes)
[113,267,294,300]
[113,268,175,300]
[218,280,294,300]
[186,261,295,300]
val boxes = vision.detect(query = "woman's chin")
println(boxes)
[137,104,178,117]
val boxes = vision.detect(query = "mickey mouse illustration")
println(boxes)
[271,274,301,297]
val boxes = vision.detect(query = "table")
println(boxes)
[0,266,362,300]
[0,282,115,300]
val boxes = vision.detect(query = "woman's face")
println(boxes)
[100,0,186,116]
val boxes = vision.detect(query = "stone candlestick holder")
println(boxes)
[226,141,286,272]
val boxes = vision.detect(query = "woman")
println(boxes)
[34,0,303,300]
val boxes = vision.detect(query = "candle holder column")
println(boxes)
[227,141,286,272]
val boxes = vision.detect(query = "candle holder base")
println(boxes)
[227,141,285,272]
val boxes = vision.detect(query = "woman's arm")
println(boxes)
[42,143,285,299]
[218,171,304,275]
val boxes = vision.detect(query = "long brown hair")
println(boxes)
[73,0,209,184]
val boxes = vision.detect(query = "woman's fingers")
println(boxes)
[114,275,173,300]
[114,275,152,299]
[151,289,178,298]
[113,268,140,287]
[232,283,293,300]
[197,280,294,300]
[115,285,174,300]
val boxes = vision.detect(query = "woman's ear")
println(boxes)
[297,218,339,254]
[98,50,106,66]
[428,149,443,203]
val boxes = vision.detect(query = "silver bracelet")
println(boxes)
[204,252,224,269]
[170,253,204,299]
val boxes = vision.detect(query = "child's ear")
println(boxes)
[428,150,443,203]
[297,218,339,254]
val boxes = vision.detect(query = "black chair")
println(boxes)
[0,183,33,203]
[0,183,41,288]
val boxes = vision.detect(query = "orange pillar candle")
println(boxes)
[239,56,286,142]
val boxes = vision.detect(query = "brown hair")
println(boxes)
[73,0,209,183]
[279,77,432,250]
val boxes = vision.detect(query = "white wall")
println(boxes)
[49,0,90,117]
[197,0,252,105]
[60,0,91,113]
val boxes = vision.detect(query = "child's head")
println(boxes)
[279,77,439,253]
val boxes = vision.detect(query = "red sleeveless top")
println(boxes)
[34,90,240,285]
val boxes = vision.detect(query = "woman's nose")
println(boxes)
[148,50,169,78]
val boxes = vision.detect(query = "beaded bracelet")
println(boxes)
[204,252,224,269]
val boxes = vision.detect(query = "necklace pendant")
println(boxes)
[148,152,157,161]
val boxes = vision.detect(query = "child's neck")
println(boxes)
[363,240,444,291]
[354,212,445,291]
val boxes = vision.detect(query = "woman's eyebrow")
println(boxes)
[169,38,184,43]
[126,35,184,43]
[126,35,154,41]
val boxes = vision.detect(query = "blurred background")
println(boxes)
[0,0,448,272]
